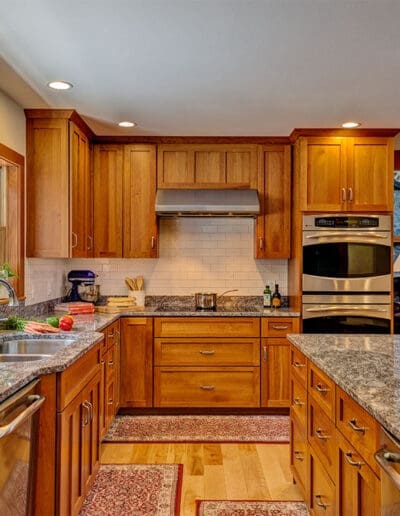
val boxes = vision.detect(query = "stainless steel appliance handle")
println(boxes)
[305,306,388,313]
[0,395,44,439]
[305,232,387,239]
[375,449,400,490]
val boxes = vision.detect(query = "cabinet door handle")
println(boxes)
[314,383,329,394]
[108,331,115,338]
[315,494,330,510]
[71,232,78,248]
[348,187,353,202]
[82,401,90,427]
[271,324,289,330]
[293,361,306,368]
[344,451,364,468]
[293,397,305,406]
[108,360,114,366]
[259,237,264,249]
[199,350,215,355]
[341,188,346,202]
[294,450,304,461]
[200,385,215,391]
[262,345,267,361]
[315,428,330,441]
[108,399,114,405]
[151,236,156,249]
[87,235,93,250]
[348,418,366,434]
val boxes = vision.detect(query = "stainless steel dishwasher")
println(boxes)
[0,380,44,516]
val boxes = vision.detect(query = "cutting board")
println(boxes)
[96,305,144,313]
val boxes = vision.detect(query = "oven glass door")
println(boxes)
[303,242,390,278]
[303,314,390,334]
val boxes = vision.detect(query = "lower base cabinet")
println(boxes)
[57,368,101,516]
[309,446,337,515]
[290,414,308,503]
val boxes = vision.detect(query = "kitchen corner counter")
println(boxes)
[287,333,400,442]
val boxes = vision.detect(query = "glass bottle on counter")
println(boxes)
[263,284,272,309]
[272,284,281,309]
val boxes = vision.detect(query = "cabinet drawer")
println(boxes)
[290,416,308,502]
[57,343,101,410]
[310,447,336,515]
[154,317,260,338]
[336,387,380,475]
[154,367,260,407]
[290,376,307,430]
[308,363,335,421]
[309,397,336,482]
[290,346,308,387]
[261,317,299,337]
[154,338,260,366]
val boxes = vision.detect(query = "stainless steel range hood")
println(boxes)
[155,189,260,217]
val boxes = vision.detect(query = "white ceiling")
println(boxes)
[0,0,400,136]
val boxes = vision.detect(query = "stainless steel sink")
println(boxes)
[0,354,51,362]
[0,339,75,355]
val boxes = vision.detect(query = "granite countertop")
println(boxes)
[287,334,400,442]
[0,306,300,403]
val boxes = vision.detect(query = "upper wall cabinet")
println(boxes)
[297,136,394,212]
[255,144,291,259]
[157,144,258,189]
[93,144,157,258]
[26,110,93,258]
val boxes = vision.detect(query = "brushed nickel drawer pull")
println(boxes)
[315,494,330,510]
[271,324,289,330]
[262,346,267,361]
[151,236,156,249]
[82,401,90,427]
[199,350,215,355]
[348,187,353,202]
[259,237,264,249]
[344,451,364,468]
[315,383,329,393]
[108,399,113,405]
[293,397,305,406]
[348,418,366,434]
[294,450,304,461]
[341,187,346,202]
[71,232,78,248]
[108,360,114,366]
[293,361,305,368]
[315,428,330,441]
[200,385,215,391]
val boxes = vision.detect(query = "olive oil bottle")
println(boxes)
[272,283,281,308]
[263,284,272,308]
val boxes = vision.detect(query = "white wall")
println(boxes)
[68,218,288,297]
[0,89,26,155]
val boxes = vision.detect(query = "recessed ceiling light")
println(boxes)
[118,121,136,128]
[341,121,361,128]
[47,80,73,90]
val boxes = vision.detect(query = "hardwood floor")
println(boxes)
[101,442,302,515]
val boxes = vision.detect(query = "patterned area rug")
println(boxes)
[103,415,289,443]
[79,464,182,515]
[196,500,309,515]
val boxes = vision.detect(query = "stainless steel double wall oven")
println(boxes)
[302,214,392,333]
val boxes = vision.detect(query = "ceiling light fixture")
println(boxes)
[118,121,136,128]
[341,121,361,128]
[47,80,73,90]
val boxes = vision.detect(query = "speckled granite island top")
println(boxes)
[287,334,400,442]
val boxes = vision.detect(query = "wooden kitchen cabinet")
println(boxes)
[255,144,291,258]
[57,344,101,516]
[296,135,393,212]
[26,110,93,258]
[157,144,258,189]
[120,317,153,407]
[261,318,299,407]
[93,144,158,258]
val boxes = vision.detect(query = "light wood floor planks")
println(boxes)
[101,442,303,515]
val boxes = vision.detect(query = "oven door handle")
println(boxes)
[305,306,388,313]
[305,232,387,239]
[375,448,400,490]
[0,395,45,439]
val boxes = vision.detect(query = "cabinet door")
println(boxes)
[290,415,309,504]
[261,338,290,407]
[70,122,92,257]
[299,137,347,212]
[123,145,158,257]
[336,430,380,515]
[225,146,258,188]
[93,144,123,257]
[347,137,393,212]
[26,118,70,257]
[256,145,291,259]
[120,318,153,407]
[157,145,194,187]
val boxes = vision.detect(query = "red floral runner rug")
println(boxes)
[103,415,289,443]
[196,500,309,515]
[80,464,182,516]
